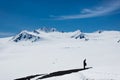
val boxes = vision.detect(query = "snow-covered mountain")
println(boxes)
[0,29,120,80]
[11,28,88,42]
[11,30,41,42]
[71,30,88,40]
[34,27,57,33]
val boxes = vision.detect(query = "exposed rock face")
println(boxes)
[117,40,120,43]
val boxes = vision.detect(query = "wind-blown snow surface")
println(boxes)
[0,30,120,80]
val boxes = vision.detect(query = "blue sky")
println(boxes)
[0,0,120,37]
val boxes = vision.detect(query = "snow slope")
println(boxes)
[0,30,120,80]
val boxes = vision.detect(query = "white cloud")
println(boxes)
[0,32,15,37]
[81,8,96,14]
[52,0,120,20]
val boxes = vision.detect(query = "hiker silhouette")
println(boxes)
[83,59,87,69]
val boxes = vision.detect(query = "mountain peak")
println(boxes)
[71,30,87,40]
[35,27,57,33]
[11,30,40,42]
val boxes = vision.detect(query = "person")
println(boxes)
[83,59,87,69]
